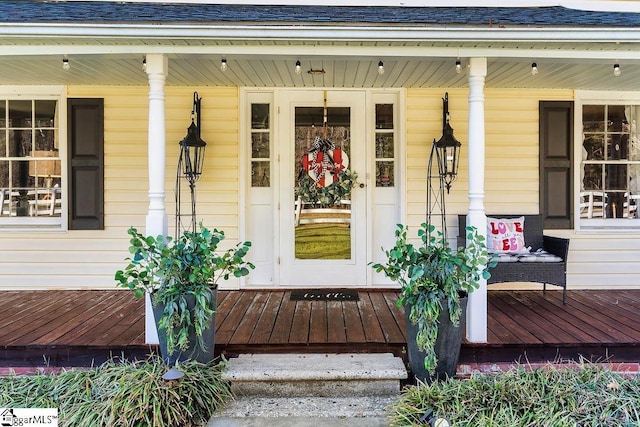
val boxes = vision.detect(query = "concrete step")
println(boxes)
[208,396,394,426]
[221,353,407,398]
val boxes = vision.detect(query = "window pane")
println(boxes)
[606,164,627,191]
[582,164,602,190]
[375,133,394,158]
[8,130,31,157]
[251,133,269,158]
[606,191,626,218]
[35,100,56,128]
[11,159,31,188]
[251,104,269,130]
[251,161,270,187]
[375,104,394,129]
[29,155,61,187]
[583,134,604,160]
[608,134,628,160]
[583,105,605,131]
[376,161,394,187]
[35,130,56,152]
[607,105,626,132]
[9,100,31,128]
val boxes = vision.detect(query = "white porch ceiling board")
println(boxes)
[401,61,443,88]
[330,60,346,88]
[352,61,376,88]
[0,55,635,90]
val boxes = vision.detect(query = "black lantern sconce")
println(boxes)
[176,92,207,235]
[180,92,207,187]
[426,92,462,239]
[433,92,461,194]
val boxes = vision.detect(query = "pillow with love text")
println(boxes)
[486,216,527,253]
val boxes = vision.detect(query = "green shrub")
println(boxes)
[0,357,232,426]
[389,363,640,426]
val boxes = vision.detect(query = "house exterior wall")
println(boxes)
[1,85,639,290]
[0,85,241,290]
[406,87,640,290]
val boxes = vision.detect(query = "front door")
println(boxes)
[278,90,367,286]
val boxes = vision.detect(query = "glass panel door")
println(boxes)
[294,106,354,260]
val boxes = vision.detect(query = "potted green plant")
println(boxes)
[115,224,254,365]
[372,222,491,383]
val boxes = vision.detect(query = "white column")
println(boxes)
[466,57,488,343]
[144,53,169,344]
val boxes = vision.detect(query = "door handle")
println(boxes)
[359,183,365,189]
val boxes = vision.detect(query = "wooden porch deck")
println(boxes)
[0,289,639,367]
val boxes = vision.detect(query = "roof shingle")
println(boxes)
[1,2,639,27]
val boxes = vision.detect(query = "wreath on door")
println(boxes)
[296,136,358,207]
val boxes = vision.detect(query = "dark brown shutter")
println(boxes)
[67,98,104,230]
[539,101,573,229]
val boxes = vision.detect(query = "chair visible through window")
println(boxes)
[624,192,639,218]
[580,191,607,218]
[28,186,62,217]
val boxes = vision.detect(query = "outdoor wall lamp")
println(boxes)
[179,91,207,187]
[433,92,461,193]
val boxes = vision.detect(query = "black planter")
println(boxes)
[152,289,217,365]
[404,296,467,383]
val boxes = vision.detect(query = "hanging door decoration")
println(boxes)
[297,135,357,207]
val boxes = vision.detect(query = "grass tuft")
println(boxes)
[389,363,640,426]
[0,357,232,427]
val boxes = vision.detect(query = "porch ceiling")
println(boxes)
[0,53,638,91]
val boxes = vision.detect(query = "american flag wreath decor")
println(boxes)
[301,136,349,187]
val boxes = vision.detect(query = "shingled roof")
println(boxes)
[1,2,639,27]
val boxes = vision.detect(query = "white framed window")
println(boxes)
[576,91,640,230]
[0,86,66,230]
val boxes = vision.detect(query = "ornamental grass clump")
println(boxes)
[388,363,640,426]
[0,357,232,427]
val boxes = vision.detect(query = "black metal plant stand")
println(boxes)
[426,142,448,239]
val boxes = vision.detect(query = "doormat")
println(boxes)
[290,289,359,301]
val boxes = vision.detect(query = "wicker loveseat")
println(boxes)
[457,214,570,304]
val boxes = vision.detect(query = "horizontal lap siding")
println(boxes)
[405,88,640,290]
[405,88,572,239]
[4,85,640,290]
[0,86,240,290]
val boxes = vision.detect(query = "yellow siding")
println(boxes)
[0,86,240,290]
[406,87,640,290]
[4,85,640,291]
